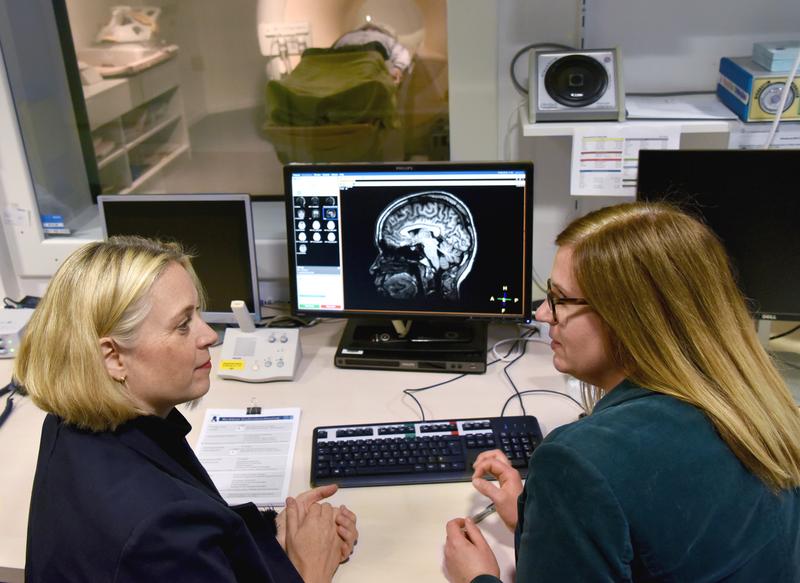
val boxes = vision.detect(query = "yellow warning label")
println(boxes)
[220,360,245,371]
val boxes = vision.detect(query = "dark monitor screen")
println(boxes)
[636,149,800,322]
[284,162,534,322]
[98,194,261,324]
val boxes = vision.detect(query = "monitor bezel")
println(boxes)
[283,161,534,323]
[98,193,261,325]
[636,149,800,322]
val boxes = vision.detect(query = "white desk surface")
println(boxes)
[0,321,579,583]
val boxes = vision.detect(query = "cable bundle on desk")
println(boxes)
[401,323,588,421]
[0,379,22,429]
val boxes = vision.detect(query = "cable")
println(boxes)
[401,325,541,420]
[3,295,40,309]
[0,379,21,429]
[500,328,542,416]
[491,334,550,362]
[764,49,800,149]
[771,324,800,341]
[509,42,575,95]
[500,389,584,417]
[260,314,319,328]
[503,98,527,161]
[402,374,468,421]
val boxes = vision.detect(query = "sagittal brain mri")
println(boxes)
[369,191,477,301]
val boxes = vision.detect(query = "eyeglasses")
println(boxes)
[545,278,590,324]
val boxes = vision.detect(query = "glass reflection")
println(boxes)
[64,0,449,198]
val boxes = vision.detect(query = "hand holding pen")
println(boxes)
[470,449,524,531]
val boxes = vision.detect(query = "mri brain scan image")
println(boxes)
[369,191,477,301]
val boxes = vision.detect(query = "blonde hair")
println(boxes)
[14,236,203,432]
[558,202,800,491]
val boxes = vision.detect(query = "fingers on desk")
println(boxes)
[299,483,339,505]
[336,504,359,561]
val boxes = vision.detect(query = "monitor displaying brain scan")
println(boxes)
[285,162,533,321]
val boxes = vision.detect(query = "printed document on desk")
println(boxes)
[195,408,301,507]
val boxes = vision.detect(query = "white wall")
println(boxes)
[447,0,498,161]
[180,0,266,115]
[583,0,800,92]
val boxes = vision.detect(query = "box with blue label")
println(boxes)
[753,41,800,72]
[717,56,800,122]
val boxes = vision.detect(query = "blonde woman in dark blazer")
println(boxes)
[17,236,357,583]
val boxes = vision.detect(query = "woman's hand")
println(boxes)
[335,504,358,563]
[285,497,341,583]
[276,484,358,563]
[444,517,500,583]
[471,449,523,531]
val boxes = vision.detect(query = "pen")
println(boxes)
[470,503,496,524]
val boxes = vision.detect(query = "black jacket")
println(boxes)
[26,409,302,582]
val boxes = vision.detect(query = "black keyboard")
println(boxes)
[311,416,542,488]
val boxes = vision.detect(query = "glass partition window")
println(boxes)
[1,0,450,239]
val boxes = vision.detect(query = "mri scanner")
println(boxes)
[257,0,426,79]
[255,0,442,163]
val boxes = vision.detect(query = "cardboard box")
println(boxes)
[717,56,800,122]
[753,41,800,72]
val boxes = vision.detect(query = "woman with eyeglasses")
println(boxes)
[444,202,800,582]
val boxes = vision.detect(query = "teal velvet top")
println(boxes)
[474,380,800,582]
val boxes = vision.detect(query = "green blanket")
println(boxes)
[265,48,398,128]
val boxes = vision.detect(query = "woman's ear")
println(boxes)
[99,337,127,381]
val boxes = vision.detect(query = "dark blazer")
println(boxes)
[475,380,800,583]
[26,410,303,583]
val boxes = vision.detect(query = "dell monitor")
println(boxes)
[284,162,534,373]
[98,194,261,325]
[636,149,800,323]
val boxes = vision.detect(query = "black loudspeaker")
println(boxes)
[528,48,624,122]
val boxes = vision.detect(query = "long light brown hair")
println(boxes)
[14,236,203,432]
[558,202,800,490]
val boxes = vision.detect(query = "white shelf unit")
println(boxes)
[82,58,189,195]
[521,110,739,137]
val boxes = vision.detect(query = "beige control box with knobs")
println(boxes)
[217,328,302,382]
[217,300,302,382]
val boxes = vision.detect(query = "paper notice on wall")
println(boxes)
[570,126,681,196]
[194,408,300,507]
[728,122,800,149]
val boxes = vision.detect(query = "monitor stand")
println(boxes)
[335,318,488,374]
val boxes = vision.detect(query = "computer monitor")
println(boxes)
[636,149,800,322]
[284,162,534,373]
[98,194,261,325]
